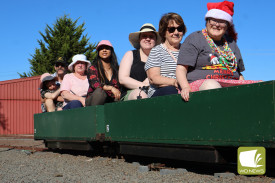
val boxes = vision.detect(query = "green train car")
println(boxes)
[34,80,275,166]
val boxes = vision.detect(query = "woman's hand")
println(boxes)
[239,75,244,80]
[111,87,121,101]
[61,90,85,106]
[180,86,191,101]
[176,65,191,101]
[172,79,178,89]
[142,78,150,86]
[79,97,86,107]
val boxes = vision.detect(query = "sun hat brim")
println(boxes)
[96,40,113,51]
[129,24,161,49]
[40,75,56,89]
[68,59,91,71]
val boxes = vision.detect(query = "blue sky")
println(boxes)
[0,0,274,82]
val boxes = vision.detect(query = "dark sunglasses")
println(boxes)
[55,63,65,67]
[167,25,185,33]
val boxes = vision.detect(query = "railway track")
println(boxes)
[1,138,274,182]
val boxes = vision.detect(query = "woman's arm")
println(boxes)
[146,67,178,88]
[88,66,121,100]
[142,78,150,86]
[176,65,191,101]
[103,85,121,101]
[61,90,85,106]
[56,96,64,102]
[119,51,147,89]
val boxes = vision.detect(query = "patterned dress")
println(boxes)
[87,65,120,100]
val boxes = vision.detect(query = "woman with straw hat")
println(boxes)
[119,23,161,101]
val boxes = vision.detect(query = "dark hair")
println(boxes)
[42,79,55,90]
[94,47,119,84]
[158,12,187,43]
[227,24,238,42]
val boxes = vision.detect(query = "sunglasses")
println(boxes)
[55,63,65,67]
[167,25,185,33]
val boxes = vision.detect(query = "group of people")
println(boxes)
[40,1,260,112]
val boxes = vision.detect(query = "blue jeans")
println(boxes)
[151,86,178,97]
[62,100,83,110]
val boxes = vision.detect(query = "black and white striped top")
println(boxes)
[144,44,179,97]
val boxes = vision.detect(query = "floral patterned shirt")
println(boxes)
[87,65,120,98]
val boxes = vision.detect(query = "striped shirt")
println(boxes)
[144,44,179,97]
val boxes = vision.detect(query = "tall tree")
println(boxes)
[19,15,97,77]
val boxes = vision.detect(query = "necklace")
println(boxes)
[162,44,178,63]
[202,29,237,72]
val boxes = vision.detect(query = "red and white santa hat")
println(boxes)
[205,1,234,25]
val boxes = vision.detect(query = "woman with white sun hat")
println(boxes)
[60,54,91,109]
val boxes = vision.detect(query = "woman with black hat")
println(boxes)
[119,23,161,100]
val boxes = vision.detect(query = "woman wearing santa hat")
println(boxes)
[176,1,260,101]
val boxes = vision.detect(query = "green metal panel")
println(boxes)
[105,81,275,147]
[95,105,105,134]
[34,105,105,141]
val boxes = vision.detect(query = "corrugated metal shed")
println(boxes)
[0,76,41,135]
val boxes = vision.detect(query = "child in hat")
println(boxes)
[40,73,63,112]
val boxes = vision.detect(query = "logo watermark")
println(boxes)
[238,147,265,175]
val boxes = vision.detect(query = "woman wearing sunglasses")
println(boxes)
[119,23,161,101]
[145,13,186,97]
[176,1,260,101]
[85,40,121,106]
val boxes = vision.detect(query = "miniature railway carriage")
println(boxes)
[34,80,275,167]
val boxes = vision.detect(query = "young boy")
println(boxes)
[40,73,63,112]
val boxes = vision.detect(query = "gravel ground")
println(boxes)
[0,148,273,183]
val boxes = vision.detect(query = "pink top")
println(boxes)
[60,73,89,105]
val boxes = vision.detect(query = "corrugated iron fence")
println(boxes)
[0,76,41,135]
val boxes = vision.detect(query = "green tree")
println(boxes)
[19,15,97,77]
